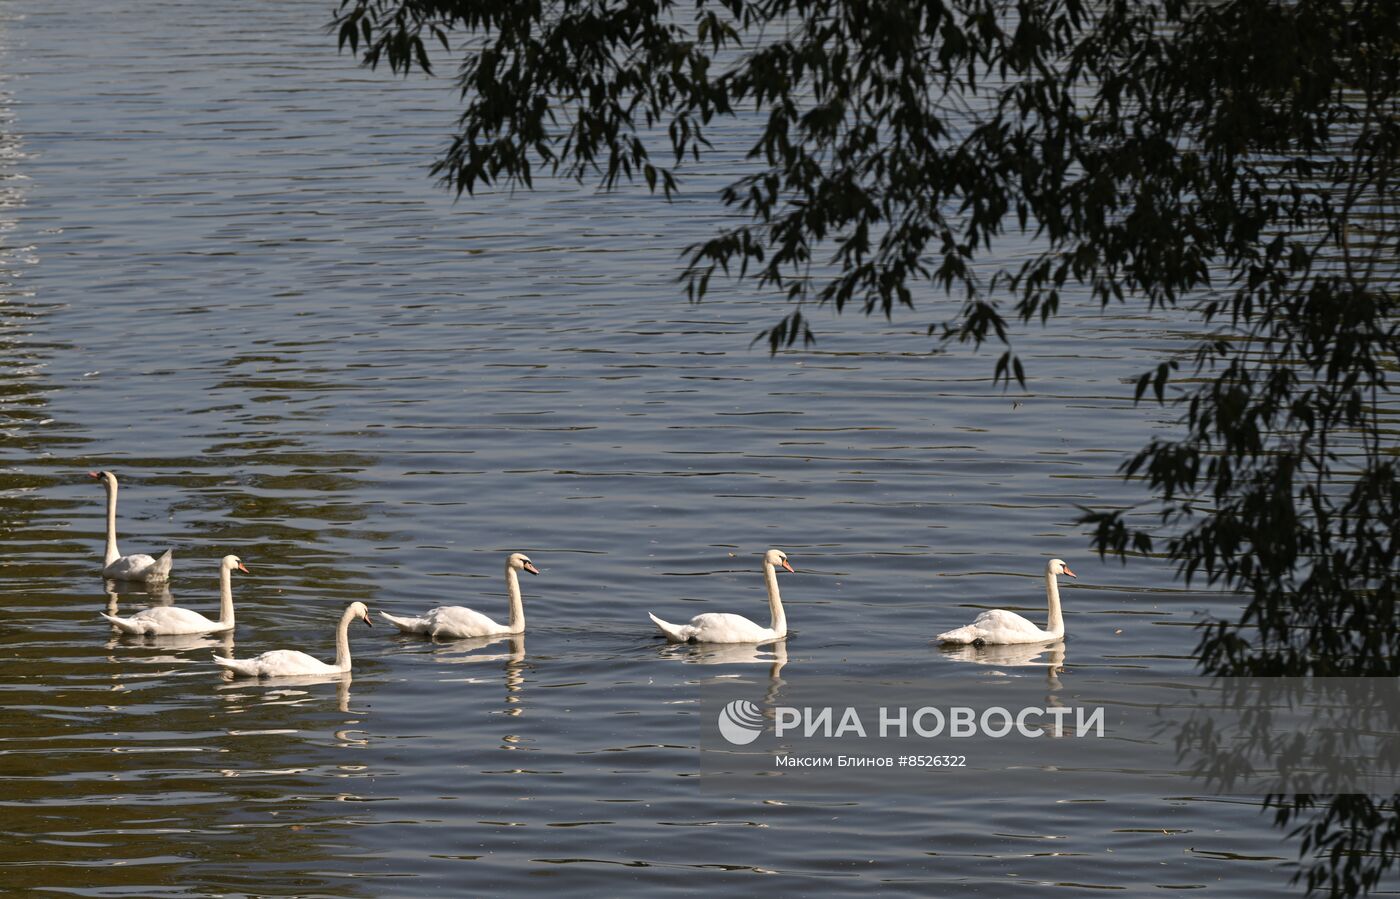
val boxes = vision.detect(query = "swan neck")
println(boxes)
[763,561,786,638]
[218,565,235,627]
[103,479,120,565]
[334,606,355,671]
[1045,569,1064,637]
[505,564,525,633]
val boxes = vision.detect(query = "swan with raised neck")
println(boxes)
[936,558,1076,645]
[88,470,173,581]
[649,548,794,644]
[101,554,248,635]
[381,553,540,639]
[214,601,373,677]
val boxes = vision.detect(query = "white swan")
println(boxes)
[381,552,539,638]
[214,601,372,677]
[100,554,247,635]
[649,548,793,644]
[89,470,173,581]
[936,558,1077,645]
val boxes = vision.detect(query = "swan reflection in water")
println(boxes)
[937,639,1065,670]
[426,632,525,664]
[217,671,355,713]
[659,639,789,711]
[104,582,175,608]
[938,640,1066,692]
[658,638,788,679]
[425,633,529,717]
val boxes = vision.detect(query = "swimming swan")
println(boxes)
[649,548,793,644]
[101,554,247,635]
[381,552,539,639]
[89,470,174,581]
[214,601,372,677]
[936,558,1076,645]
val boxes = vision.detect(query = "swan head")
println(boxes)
[508,552,540,575]
[221,554,250,574]
[765,548,795,573]
[1048,558,1076,578]
[347,601,373,627]
[87,470,116,487]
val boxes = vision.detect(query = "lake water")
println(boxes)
[0,2,1306,895]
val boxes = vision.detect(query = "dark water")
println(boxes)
[0,2,1308,895]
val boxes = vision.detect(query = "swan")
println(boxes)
[649,548,793,644]
[214,601,373,677]
[381,552,539,639]
[89,470,173,581]
[936,558,1077,645]
[100,554,248,635]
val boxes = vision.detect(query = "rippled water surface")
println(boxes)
[0,2,1306,896]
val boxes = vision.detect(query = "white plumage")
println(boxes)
[89,470,174,582]
[936,559,1076,645]
[215,601,372,677]
[649,549,793,644]
[382,552,539,639]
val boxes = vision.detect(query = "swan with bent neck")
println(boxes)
[88,470,173,581]
[381,553,539,639]
[101,554,248,635]
[649,549,793,644]
[214,601,373,677]
[936,558,1076,645]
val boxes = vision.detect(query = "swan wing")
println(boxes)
[102,549,173,581]
[103,554,159,580]
[971,609,1043,632]
[425,605,506,638]
[101,605,223,636]
[99,611,148,635]
[684,612,776,644]
[103,546,175,582]
[149,549,174,580]
[381,610,432,634]
[216,649,337,678]
[648,612,695,643]
[213,654,260,677]
[937,609,1052,645]
[382,606,505,638]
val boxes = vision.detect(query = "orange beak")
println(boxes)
[524,561,540,575]
[237,563,250,574]
[1063,566,1077,578]
[87,471,101,479]
[781,560,795,573]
